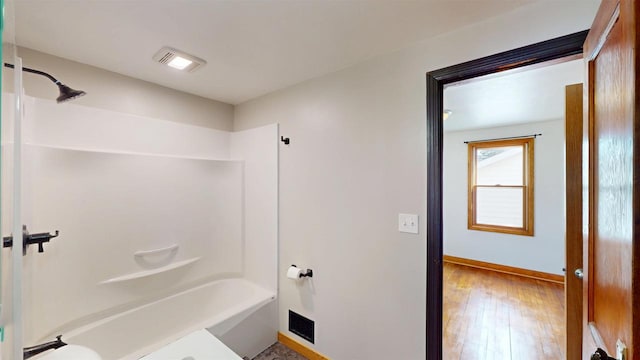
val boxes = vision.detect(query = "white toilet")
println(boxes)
[37,329,240,360]
[38,345,102,360]
[140,329,243,360]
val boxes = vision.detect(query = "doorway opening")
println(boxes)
[441,57,582,358]
[425,30,588,360]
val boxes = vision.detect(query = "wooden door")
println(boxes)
[582,0,639,358]
[565,83,583,360]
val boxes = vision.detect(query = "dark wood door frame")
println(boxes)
[425,30,588,359]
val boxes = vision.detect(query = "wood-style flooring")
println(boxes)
[443,262,564,360]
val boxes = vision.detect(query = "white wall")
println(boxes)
[233,2,598,359]
[4,46,234,131]
[444,120,565,275]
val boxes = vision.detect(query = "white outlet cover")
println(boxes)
[399,213,419,234]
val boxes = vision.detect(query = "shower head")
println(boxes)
[56,84,86,103]
[4,63,87,103]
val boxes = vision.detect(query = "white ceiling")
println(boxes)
[9,0,534,105]
[443,58,584,132]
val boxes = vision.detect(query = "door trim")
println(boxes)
[565,82,584,360]
[425,30,588,359]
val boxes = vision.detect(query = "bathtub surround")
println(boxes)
[21,145,244,342]
[1,94,278,359]
[230,125,279,293]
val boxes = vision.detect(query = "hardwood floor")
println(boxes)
[443,262,564,360]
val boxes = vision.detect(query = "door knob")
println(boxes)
[591,348,616,360]
[575,268,584,279]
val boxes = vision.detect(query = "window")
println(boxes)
[467,138,534,236]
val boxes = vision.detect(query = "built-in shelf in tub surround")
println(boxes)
[99,257,201,285]
[134,244,179,258]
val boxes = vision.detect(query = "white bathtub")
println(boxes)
[53,278,276,360]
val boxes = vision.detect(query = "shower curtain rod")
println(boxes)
[463,133,542,144]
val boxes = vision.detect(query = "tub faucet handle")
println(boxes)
[28,230,60,253]
[2,226,61,255]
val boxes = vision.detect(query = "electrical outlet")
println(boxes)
[616,339,627,360]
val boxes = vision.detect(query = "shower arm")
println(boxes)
[4,63,61,85]
[3,62,86,103]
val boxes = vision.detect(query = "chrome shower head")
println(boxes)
[4,63,87,103]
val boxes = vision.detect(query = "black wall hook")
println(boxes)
[281,136,290,145]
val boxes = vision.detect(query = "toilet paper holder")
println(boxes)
[290,264,313,278]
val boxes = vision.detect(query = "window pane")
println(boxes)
[476,146,523,185]
[476,187,523,227]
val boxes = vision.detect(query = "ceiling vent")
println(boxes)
[153,47,206,72]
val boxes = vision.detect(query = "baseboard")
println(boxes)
[278,332,330,360]
[443,255,564,284]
